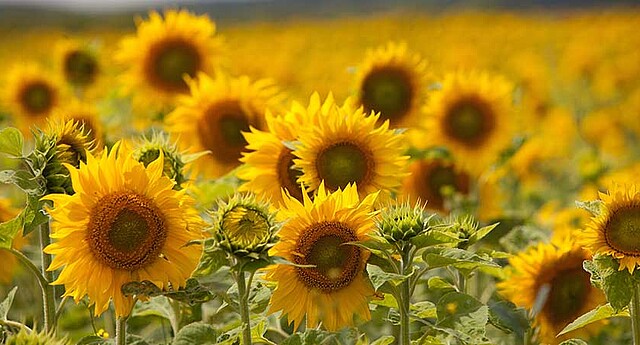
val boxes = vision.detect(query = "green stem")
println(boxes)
[631,280,640,345]
[398,244,412,345]
[4,248,48,290]
[236,271,252,345]
[115,316,128,345]
[457,271,466,294]
[38,221,56,334]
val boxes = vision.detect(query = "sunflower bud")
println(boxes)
[34,119,95,195]
[132,131,205,190]
[377,201,431,242]
[212,193,278,256]
[4,329,71,345]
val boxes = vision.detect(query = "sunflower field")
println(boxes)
[2,3,640,345]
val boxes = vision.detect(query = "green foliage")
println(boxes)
[435,292,489,344]
[0,127,24,157]
[558,303,629,336]
[584,254,634,311]
[0,212,25,249]
[575,200,604,217]
[280,329,331,345]
[487,300,529,337]
[423,247,503,278]
[121,278,214,305]
[172,322,218,345]
[559,339,589,345]
[193,238,228,276]
[0,287,17,321]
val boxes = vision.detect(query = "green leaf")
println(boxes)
[436,292,489,344]
[559,339,589,345]
[427,277,456,294]
[172,322,218,345]
[347,237,394,258]
[410,230,460,249]
[368,265,411,291]
[371,293,398,309]
[604,270,633,311]
[468,223,499,245]
[0,211,25,249]
[575,200,604,217]
[423,247,502,278]
[370,336,395,345]
[131,296,178,334]
[487,300,529,336]
[411,301,437,319]
[193,239,228,276]
[281,329,331,345]
[0,286,18,320]
[0,127,23,157]
[558,303,629,336]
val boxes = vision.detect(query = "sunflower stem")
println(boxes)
[631,279,640,345]
[115,316,128,345]
[38,221,56,334]
[398,243,413,345]
[236,270,253,345]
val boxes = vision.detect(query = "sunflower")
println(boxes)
[43,142,204,317]
[54,38,103,99]
[400,157,471,213]
[266,183,378,331]
[293,94,408,199]
[238,93,323,204]
[354,42,429,128]
[50,100,105,150]
[166,73,282,178]
[498,238,605,344]
[418,71,515,175]
[581,184,640,273]
[3,63,64,134]
[116,9,224,113]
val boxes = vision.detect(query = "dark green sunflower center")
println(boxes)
[444,97,495,147]
[64,50,98,86]
[221,206,271,250]
[361,67,413,124]
[294,221,361,292]
[316,141,373,191]
[148,39,201,92]
[88,192,167,271]
[198,100,255,165]
[604,205,640,255]
[542,267,591,326]
[20,82,54,115]
[277,148,304,201]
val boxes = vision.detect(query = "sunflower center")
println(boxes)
[64,50,98,86]
[147,39,201,92]
[605,205,640,255]
[277,148,304,201]
[543,267,591,326]
[222,206,271,250]
[316,141,373,191]
[88,192,167,271]
[197,100,255,165]
[444,97,495,147]
[20,82,54,115]
[361,67,413,124]
[294,221,361,292]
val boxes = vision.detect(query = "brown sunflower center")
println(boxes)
[87,192,167,271]
[19,82,54,115]
[277,148,304,201]
[294,221,361,292]
[604,205,640,255]
[64,50,98,86]
[316,141,374,191]
[146,39,201,92]
[542,267,591,327]
[197,100,256,165]
[443,97,495,147]
[222,206,271,249]
[361,67,413,124]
